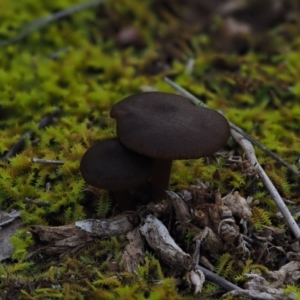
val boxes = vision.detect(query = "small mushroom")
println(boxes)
[110,92,230,201]
[80,138,153,211]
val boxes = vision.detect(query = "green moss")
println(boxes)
[284,285,300,299]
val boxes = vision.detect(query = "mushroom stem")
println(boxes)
[113,190,136,211]
[151,159,172,202]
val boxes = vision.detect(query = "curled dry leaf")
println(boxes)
[267,261,300,286]
[218,218,240,244]
[222,191,252,220]
[193,200,240,244]
[171,188,249,261]
[194,226,223,256]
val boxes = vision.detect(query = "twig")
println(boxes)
[230,129,300,239]
[1,108,60,162]
[164,77,206,107]
[0,0,106,47]
[31,158,64,165]
[24,197,50,207]
[164,77,299,177]
[191,239,201,269]
[195,265,243,292]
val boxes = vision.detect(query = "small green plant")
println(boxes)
[284,285,300,300]
[250,206,272,231]
[235,259,268,283]
[215,253,235,281]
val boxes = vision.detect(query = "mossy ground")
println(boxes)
[0,0,300,299]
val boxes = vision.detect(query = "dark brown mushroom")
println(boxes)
[80,137,153,211]
[110,92,230,201]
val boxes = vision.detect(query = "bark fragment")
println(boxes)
[140,213,192,272]
[28,224,93,258]
[75,214,136,237]
[27,214,137,258]
[122,227,145,274]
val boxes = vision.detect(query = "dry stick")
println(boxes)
[195,266,243,292]
[164,77,299,177]
[0,0,106,47]
[192,237,242,292]
[31,158,64,165]
[164,77,300,239]
[230,129,300,239]
[24,197,50,207]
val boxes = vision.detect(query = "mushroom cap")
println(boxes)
[110,92,230,159]
[80,138,152,190]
